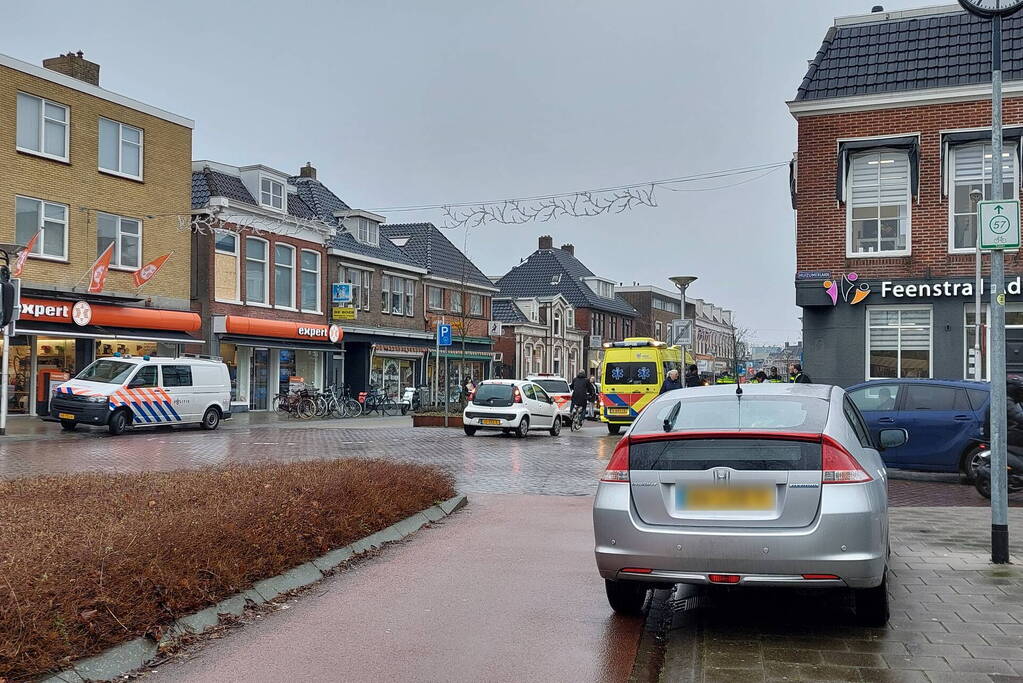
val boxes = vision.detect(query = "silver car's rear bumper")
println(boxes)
[593,481,887,589]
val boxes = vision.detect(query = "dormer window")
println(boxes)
[355,217,379,246]
[582,277,615,299]
[260,177,284,211]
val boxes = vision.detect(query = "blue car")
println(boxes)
[847,379,989,478]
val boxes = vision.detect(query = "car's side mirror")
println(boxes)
[877,428,908,451]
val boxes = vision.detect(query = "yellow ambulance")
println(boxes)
[599,338,691,435]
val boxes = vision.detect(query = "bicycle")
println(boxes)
[362,386,399,416]
[570,404,585,432]
[275,390,316,419]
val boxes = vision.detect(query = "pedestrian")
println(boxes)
[684,364,701,388]
[570,370,596,422]
[790,364,812,384]
[750,371,767,384]
[660,368,683,394]
[767,366,783,383]
[716,373,736,385]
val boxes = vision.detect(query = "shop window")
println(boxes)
[295,350,322,390]
[16,196,67,260]
[98,117,142,179]
[214,231,240,302]
[96,340,157,358]
[300,250,320,312]
[162,365,193,387]
[867,307,931,379]
[343,267,371,311]
[97,212,142,269]
[848,150,911,256]
[950,143,1017,252]
[405,279,415,317]
[221,343,239,402]
[250,348,269,410]
[5,337,31,415]
[17,92,68,161]
[278,349,296,396]
[274,244,295,308]
[428,286,444,311]
[36,338,75,374]
[470,294,483,317]
[245,237,269,304]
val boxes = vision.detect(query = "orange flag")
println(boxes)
[133,252,172,288]
[88,243,115,294]
[12,231,40,277]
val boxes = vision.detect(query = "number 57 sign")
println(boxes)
[979,200,1021,250]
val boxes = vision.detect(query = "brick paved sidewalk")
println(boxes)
[653,507,1023,682]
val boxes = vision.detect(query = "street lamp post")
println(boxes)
[669,275,698,370]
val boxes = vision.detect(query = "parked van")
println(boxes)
[48,354,231,435]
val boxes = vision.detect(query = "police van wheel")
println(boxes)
[60,420,77,432]
[201,407,221,431]
[108,410,129,436]
[607,424,621,435]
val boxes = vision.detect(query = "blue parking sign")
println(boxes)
[332,282,352,303]
[437,323,452,347]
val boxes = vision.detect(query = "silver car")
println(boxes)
[593,383,904,625]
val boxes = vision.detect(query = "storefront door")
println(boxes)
[250,348,270,410]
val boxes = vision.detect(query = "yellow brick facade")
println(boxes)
[0,62,192,307]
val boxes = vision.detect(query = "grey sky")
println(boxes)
[3,0,930,344]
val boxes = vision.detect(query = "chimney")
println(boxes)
[538,235,553,250]
[560,243,575,256]
[299,162,317,179]
[43,51,100,86]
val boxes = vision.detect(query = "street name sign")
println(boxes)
[979,199,1021,250]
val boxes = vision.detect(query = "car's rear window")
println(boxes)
[633,395,830,433]
[630,438,822,471]
[534,379,569,394]
[473,383,514,405]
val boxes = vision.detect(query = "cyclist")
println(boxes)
[569,370,595,428]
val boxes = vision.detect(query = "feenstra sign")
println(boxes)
[879,277,1023,298]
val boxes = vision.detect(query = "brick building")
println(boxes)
[616,285,685,343]
[490,295,586,379]
[0,51,196,416]
[792,5,1023,385]
[495,237,637,375]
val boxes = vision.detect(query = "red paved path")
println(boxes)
[156,494,642,683]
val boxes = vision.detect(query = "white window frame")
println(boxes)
[428,286,444,311]
[96,212,142,270]
[405,279,415,318]
[245,236,270,306]
[16,92,69,162]
[846,149,912,258]
[273,243,296,310]
[451,290,463,314]
[470,293,483,317]
[391,276,404,315]
[566,309,575,329]
[381,274,392,314]
[300,249,321,313]
[355,217,379,246]
[947,142,1019,254]
[343,266,372,311]
[259,176,285,211]
[15,195,68,261]
[214,230,241,303]
[98,117,143,180]
[865,305,933,380]
[553,310,562,336]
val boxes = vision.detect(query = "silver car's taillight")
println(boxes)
[601,437,630,482]
[822,435,872,484]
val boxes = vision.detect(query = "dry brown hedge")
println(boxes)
[0,459,455,679]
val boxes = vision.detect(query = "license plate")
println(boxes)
[607,408,629,416]
[58,413,75,420]
[481,418,502,425]
[678,486,774,511]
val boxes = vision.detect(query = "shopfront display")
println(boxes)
[371,356,416,398]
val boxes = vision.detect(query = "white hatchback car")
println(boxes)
[462,379,561,437]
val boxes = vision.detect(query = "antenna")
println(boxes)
[663,400,681,433]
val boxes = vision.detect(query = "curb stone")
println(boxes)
[42,493,468,683]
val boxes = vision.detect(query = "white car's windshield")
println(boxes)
[76,360,135,384]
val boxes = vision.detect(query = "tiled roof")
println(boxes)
[380,223,494,289]
[495,247,638,316]
[491,298,529,324]
[796,8,1023,101]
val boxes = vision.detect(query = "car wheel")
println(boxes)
[464,425,477,436]
[107,410,129,436]
[604,579,649,616]
[201,407,221,431]
[516,416,530,438]
[607,424,621,435]
[853,573,890,626]
[549,417,561,437]
[60,419,77,432]
[961,446,989,483]
[976,469,992,499]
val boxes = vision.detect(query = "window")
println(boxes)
[655,321,663,340]
[567,309,575,329]
[843,397,873,449]
[533,384,551,403]
[245,237,268,304]
[428,286,444,310]
[355,217,378,246]
[214,231,240,302]
[274,244,295,308]
[391,278,403,315]
[470,293,483,317]
[848,150,911,256]
[97,213,141,269]
[260,177,284,210]
[76,360,134,384]
[381,275,391,313]
[902,384,961,412]
[950,143,1017,252]
[405,279,415,317]
[867,307,931,379]
[522,383,536,400]
[161,365,193,387]
[131,365,158,388]
[15,196,67,260]
[553,311,562,336]
[300,250,320,312]
[611,316,618,340]
[344,267,371,310]
[849,384,901,412]
[16,92,68,161]
[603,362,657,385]
[98,118,143,179]
[451,291,463,314]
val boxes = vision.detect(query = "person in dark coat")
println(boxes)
[570,371,596,418]
[660,369,683,394]
[684,364,701,388]
[790,364,812,383]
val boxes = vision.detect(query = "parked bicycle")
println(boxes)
[361,385,400,416]
[273,389,316,419]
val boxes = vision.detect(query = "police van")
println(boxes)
[48,354,231,435]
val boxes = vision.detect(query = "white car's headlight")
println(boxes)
[86,395,107,403]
